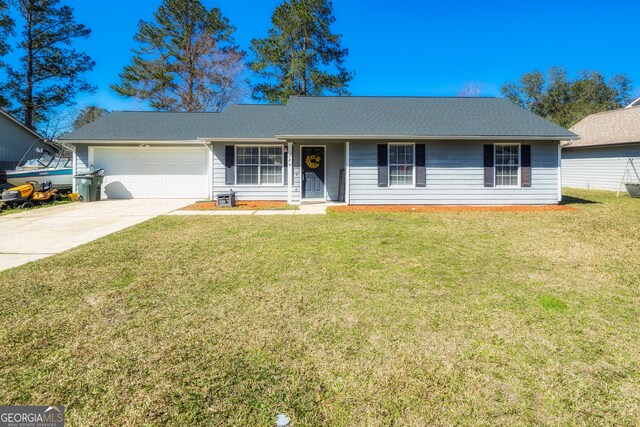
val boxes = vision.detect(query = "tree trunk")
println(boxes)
[301,37,307,95]
[24,7,34,129]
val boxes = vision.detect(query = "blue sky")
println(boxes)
[12,0,640,110]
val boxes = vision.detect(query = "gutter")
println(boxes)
[273,134,578,141]
[560,139,574,148]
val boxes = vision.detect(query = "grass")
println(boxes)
[0,199,72,216]
[0,188,639,426]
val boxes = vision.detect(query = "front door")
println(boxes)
[301,146,325,199]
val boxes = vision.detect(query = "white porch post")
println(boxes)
[345,140,350,204]
[557,141,562,203]
[71,144,77,193]
[287,141,293,205]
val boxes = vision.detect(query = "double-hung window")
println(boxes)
[389,143,415,187]
[495,144,520,187]
[236,146,283,185]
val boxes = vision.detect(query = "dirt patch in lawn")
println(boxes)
[181,200,295,211]
[329,204,578,213]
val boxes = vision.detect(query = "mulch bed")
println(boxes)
[329,205,578,213]
[181,201,291,211]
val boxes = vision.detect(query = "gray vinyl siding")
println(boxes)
[212,141,345,202]
[349,140,559,205]
[0,115,40,170]
[212,142,289,201]
[562,144,640,191]
[75,144,90,174]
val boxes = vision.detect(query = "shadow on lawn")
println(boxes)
[561,195,601,205]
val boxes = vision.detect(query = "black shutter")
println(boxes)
[415,144,426,187]
[521,145,531,187]
[225,146,235,185]
[378,144,388,187]
[484,144,494,187]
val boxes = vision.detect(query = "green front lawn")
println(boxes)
[1,189,639,426]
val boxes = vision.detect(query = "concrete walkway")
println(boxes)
[0,199,194,272]
[166,202,342,216]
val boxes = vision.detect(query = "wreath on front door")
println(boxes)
[305,154,321,169]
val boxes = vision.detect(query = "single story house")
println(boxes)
[562,104,640,191]
[0,109,42,171]
[59,96,576,205]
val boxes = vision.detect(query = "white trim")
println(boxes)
[557,141,562,202]
[388,142,416,188]
[205,142,214,200]
[63,140,205,145]
[494,142,521,188]
[71,144,77,193]
[276,134,577,141]
[626,97,640,108]
[287,142,293,205]
[234,144,286,187]
[345,140,350,204]
[300,145,327,200]
[198,137,281,143]
[88,146,94,170]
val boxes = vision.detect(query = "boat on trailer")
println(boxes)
[3,140,73,193]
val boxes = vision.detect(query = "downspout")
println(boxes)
[558,139,574,203]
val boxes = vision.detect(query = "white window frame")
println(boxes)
[494,143,521,188]
[388,142,416,188]
[235,145,285,187]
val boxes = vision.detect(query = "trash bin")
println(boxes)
[216,191,236,207]
[74,169,105,202]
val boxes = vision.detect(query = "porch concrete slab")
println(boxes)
[0,199,193,272]
[296,204,329,215]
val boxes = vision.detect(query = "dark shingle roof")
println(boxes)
[282,96,576,138]
[60,97,576,141]
[60,111,222,141]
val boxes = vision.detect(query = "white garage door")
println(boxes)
[91,147,209,199]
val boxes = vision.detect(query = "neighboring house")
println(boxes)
[625,97,640,109]
[562,106,640,191]
[0,109,42,171]
[60,96,576,205]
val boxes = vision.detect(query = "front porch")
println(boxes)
[211,140,349,206]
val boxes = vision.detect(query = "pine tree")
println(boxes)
[250,0,353,103]
[112,0,246,112]
[6,0,95,129]
[73,106,108,130]
[0,0,14,108]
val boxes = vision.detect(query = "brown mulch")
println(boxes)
[329,205,578,213]
[181,200,290,211]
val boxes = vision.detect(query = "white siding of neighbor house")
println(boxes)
[349,140,559,205]
[211,141,345,203]
[562,144,640,192]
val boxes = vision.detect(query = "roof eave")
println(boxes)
[58,139,204,144]
[197,137,282,142]
[275,134,577,141]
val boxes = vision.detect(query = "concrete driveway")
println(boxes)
[0,199,194,272]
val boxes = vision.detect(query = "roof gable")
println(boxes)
[0,109,43,140]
